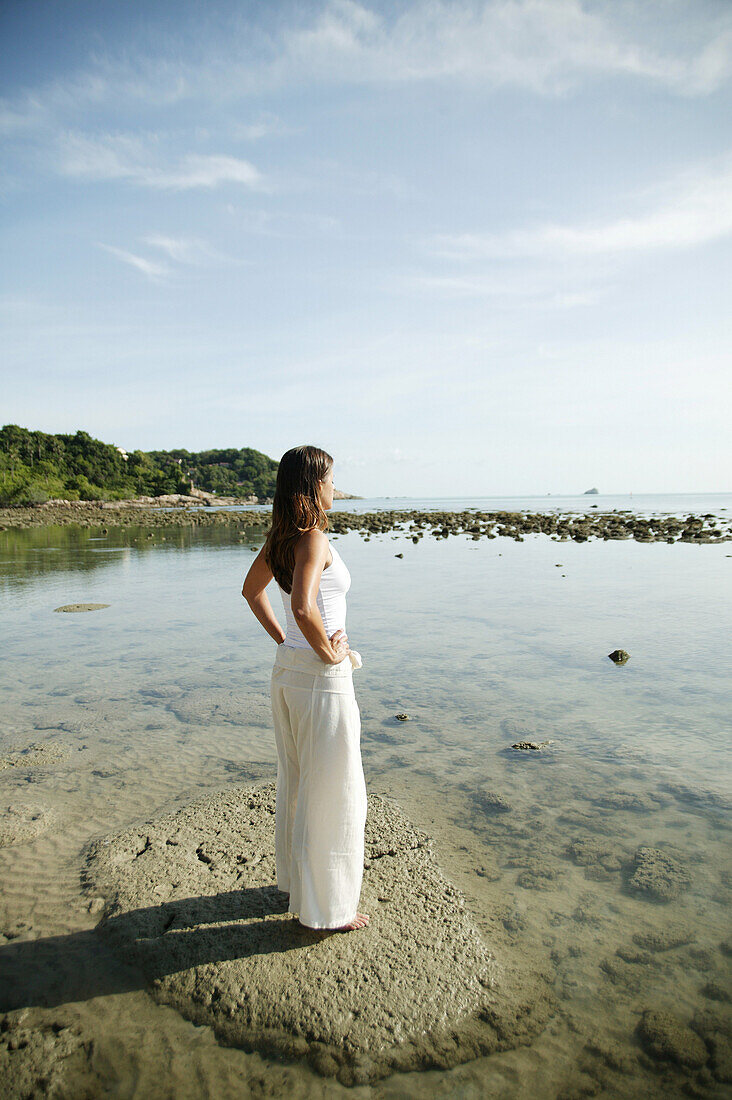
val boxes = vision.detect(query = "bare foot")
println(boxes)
[294,913,369,933]
[335,912,369,932]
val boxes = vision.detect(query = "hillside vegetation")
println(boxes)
[0,425,279,505]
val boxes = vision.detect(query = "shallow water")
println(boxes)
[1,508,731,1097]
[227,489,732,517]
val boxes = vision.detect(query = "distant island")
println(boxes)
[0,424,359,506]
[583,487,599,495]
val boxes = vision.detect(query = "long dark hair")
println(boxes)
[264,445,333,593]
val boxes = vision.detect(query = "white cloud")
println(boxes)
[143,235,211,263]
[231,114,296,141]
[1,0,729,141]
[58,132,263,190]
[411,273,602,307]
[97,244,169,281]
[151,154,261,190]
[277,0,732,95]
[97,232,240,282]
[431,154,732,259]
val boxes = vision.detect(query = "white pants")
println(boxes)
[270,644,367,928]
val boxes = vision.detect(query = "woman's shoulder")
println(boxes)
[294,527,330,561]
[296,527,329,548]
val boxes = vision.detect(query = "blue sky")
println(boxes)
[1,0,730,496]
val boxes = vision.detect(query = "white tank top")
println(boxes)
[278,543,351,650]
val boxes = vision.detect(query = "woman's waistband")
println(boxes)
[274,643,362,676]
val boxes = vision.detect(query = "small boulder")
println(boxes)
[476,789,512,814]
[633,924,695,952]
[608,649,630,665]
[0,803,58,848]
[628,847,691,902]
[53,603,110,613]
[637,1009,707,1068]
[511,740,554,752]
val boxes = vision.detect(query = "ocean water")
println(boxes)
[228,489,732,517]
[0,496,730,1098]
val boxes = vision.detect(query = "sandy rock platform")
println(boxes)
[0,803,58,848]
[83,782,550,1085]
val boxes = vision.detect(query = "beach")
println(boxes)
[1,498,730,1097]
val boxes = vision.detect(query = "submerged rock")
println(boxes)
[591,790,660,814]
[628,847,691,901]
[637,1009,708,1068]
[701,982,731,1004]
[0,803,57,848]
[632,924,695,953]
[0,740,70,773]
[564,837,627,877]
[660,782,732,814]
[476,788,513,814]
[691,1008,732,1084]
[0,1013,102,1097]
[83,782,551,1085]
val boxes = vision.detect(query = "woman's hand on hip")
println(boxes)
[327,629,350,664]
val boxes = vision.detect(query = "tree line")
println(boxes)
[0,425,279,505]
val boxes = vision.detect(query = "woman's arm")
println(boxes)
[241,547,286,646]
[290,530,350,664]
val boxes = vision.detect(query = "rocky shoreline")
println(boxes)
[0,501,730,544]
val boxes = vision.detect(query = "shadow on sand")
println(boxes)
[0,885,331,1012]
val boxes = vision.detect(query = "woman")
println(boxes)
[241,445,369,933]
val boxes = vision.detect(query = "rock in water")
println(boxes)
[510,740,554,751]
[637,1009,708,1068]
[83,782,550,1085]
[608,649,630,665]
[0,803,57,848]
[628,846,691,901]
[53,603,110,613]
[477,788,513,814]
[632,924,695,952]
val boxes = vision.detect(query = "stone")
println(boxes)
[590,790,660,813]
[608,649,630,665]
[615,946,654,965]
[476,788,512,814]
[701,982,731,1004]
[0,740,70,772]
[565,838,626,874]
[691,1009,732,1084]
[0,804,57,848]
[0,1014,102,1098]
[632,924,695,953]
[507,855,561,891]
[660,782,732,814]
[627,846,691,901]
[637,1009,708,1068]
[83,782,551,1085]
[53,603,110,613]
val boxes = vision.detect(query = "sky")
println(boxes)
[1,0,731,497]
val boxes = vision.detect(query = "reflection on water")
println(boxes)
[1,518,730,1097]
